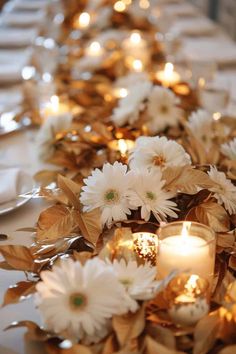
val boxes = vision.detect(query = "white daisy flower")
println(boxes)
[146,86,182,134]
[221,138,236,160]
[111,259,159,304]
[187,109,213,146]
[127,169,178,222]
[208,166,236,215]
[36,113,72,160]
[35,258,127,342]
[129,136,191,171]
[112,81,152,127]
[80,162,132,227]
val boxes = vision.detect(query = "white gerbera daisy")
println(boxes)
[129,136,191,171]
[208,166,236,214]
[80,162,132,226]
[35,258,127,342]
[114,72,150,90]
[111,259,159,303]
[221,138,236,160]
[112,81,152,126]
[36,113,72,160]
[146,86,182,133]
[127,169,178,222]
[187,109,213,146]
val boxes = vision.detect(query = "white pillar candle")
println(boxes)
[41,95,70,120]
[156,62,180,87]
[158,222,215,285]
[122,31,150,66]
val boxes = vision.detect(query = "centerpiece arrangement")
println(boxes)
[1,0,236,353]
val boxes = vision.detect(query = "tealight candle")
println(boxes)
[41,95,70,120]
[164,273,210,326]
[156,62,180,87]
[74,12,91,30]
[122,31,150,67]
[85,41,104,57]
[129,58,144,72]
[108,139,134,158]
[157,221,216,286]
[133,232,158,266]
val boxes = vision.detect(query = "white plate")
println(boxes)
[0,172,34,216]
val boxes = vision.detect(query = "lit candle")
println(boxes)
[113,87,129,99]
[108,139,134,158]
[157,221,216,285]
[130,58,143,72]
[164,273,210,326]
[74,12,90,30]
[156,62,180,87]
[41,95,70,120]
[85,41,104,57]
[133,232,158,266]
[122,31,150,68]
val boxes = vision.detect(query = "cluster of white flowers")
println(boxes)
[187,109,214,148]
[36,258,158,343]
[80,136,189,226]
[112,82,182,134]
[36,113,73,160]
[221,137,236,161]
[208,166,236,215]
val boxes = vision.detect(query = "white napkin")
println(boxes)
[0,48,32,65]
[0,10,46,27]
[0,168,21,204]
[0,28,38,47]
[0,63,24,83]
[179,38,236,66]
[169,17,216,36]
[161,3,198,17]
[3,0,49,11]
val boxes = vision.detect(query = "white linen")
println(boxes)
[0,63,25,83]
[179,38,236,66]
[161,3,198,17]
[169,17,216,36]
[0,168,21,204]
[0,28,38,47]
[3,0,49,11]
[0,10,45,27]
[0,86,23,112]
[0,48,32,65]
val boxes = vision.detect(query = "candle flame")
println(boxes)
[50,95,59,113]
[130,31,141,44]
[118,139,128,156]
[90,41,101,52]
[132,59,143,72]
[114,1,126,12]
[181,221,191,242]
[164,62,174,79]
[78,12,90,28]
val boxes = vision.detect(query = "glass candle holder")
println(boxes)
[164,273,210,326]
[157,221,216,286]
[132,232,158,266]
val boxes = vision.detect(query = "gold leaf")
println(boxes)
[217,233,235,249]
[5,321,50,341]
[37,205,77,240]
[2,281,36,307]
[193,314,220,354]
[218,346,236,354]
[112,305,145,348]
[57,175,81,209]
[229,255,236,271]
[72,251,93,264]
[145,335,185,354]
[76,208,102,246]
[147,325,176,349]
[102,335,118,354]
[163,167,215,195]
[34,170,61,187]
[0,245,34,271]
[195,201,230,232]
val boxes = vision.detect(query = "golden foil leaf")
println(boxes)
[2,281,36,307]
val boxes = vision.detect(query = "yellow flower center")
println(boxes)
[69,293,87,311]
[152,155,166,167]
[104,189,119,203]
[146,191,156,201]
[160,105,169,114]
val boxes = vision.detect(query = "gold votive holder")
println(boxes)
[108,139,135,162]
[132,232,158,266]
[157,221,216,287]
[164,273,209,327]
